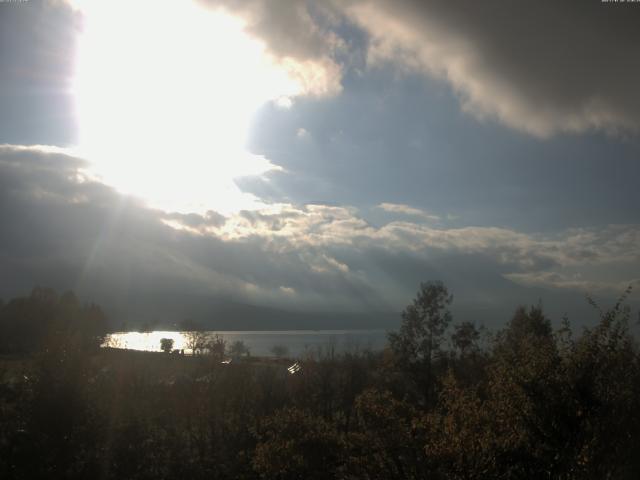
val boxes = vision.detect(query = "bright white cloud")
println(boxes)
[203,0,344,97]
[155,196,640,295]
[70,0,331,215]
[377,203,440,222]
[297,128,311,139]
[504,272,640,295]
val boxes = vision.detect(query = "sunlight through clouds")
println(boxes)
[70,0,307,214]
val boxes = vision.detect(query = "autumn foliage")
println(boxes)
[1,283,639,479]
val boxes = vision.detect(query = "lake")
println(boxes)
[104,329,390,357]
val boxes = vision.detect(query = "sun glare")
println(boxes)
[72,0,300,214]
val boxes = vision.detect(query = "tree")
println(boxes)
[504,303,551,346]
[205,334,226,361]
[388,281,452,401]
[0,288,108,354]
[559,286,640,478]
[450,321,481,357]
[426,372,498,479]
[270,344,289,358]
[160,338,174,353]
[253,407,345,480]
[184,331,209,356]
[229,340,250,359]
[349,389,430,478]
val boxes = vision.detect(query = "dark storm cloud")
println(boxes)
[344,0,640,136]
[205,0,640,137]
[6,0,640,148]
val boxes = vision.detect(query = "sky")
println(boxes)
[1,0,639,329]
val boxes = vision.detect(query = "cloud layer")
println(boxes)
[2,1,640,328]
[345,0,640,137]
[1,146,637,326]
[202,0,345,97]
[205,0,640,137]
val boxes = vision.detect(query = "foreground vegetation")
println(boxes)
[1,283,639,479]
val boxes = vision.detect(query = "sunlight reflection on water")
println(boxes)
[103,330,388,357]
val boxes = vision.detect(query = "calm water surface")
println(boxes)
[104,330,389,357]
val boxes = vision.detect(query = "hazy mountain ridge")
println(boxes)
[106,293,400,331]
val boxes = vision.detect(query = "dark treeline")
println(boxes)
[0,287,107,354]
[1,282,639,479]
